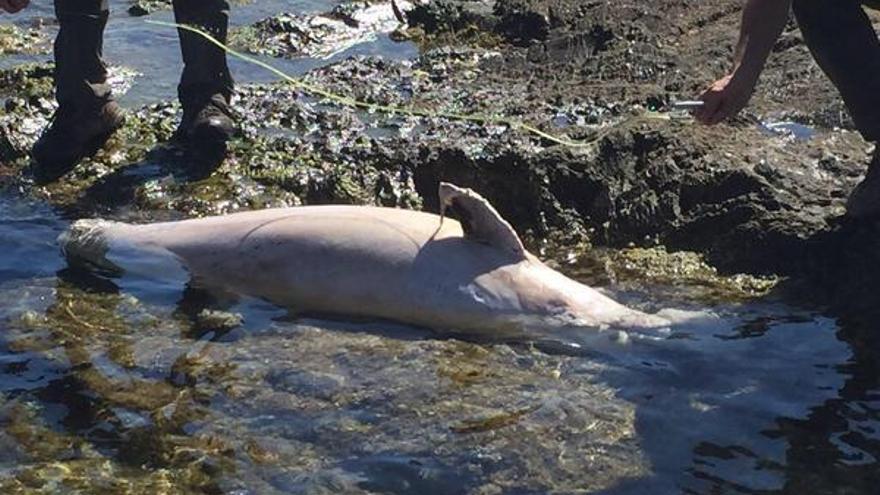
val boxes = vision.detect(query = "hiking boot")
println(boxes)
[31,100,125,183]
[34,1,117,183]
[172,0,235,178]
[173,94,235,178]
[174,93,234,144]
[845,152,880,219]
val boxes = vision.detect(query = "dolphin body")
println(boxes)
[60,183,670,335]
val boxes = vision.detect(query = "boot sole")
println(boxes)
[182,123,231,180]
[185,137,228,180]
[32,116,125,184]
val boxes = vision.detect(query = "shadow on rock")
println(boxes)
[789,216,880,355]
[62,143,224,219]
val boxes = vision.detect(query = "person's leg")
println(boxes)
[32,0,124,181]
[173,0,233,108]
[846,148,880,218]
[793,0,880,142]
[53,0,111,108]
[794,0,880,217]
[172,0,234,173]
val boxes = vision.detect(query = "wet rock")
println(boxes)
[231,1,412,59]
[0,63,137,167]
[340,453,478,494]
[0,63,54,101]
[0,64,56,163]
[0,22,51,56]
[266,369,347,401]
[126,0,175,16]
[566,245,779,306]
[786,217,880,351]
[407,0,609,48]
[493,0,552,44]
[127,0,252,17]
[406,0,497,34]
[194,309,244,333]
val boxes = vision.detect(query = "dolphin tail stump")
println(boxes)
[59,219,124,275]
[60,182,672,336]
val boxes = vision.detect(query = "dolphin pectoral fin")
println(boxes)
[438,182,527,259]
[181,277,241,307]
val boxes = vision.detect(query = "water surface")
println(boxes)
[2,185,878,493]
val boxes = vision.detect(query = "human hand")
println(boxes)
[695,72,758,125]
[0,0,30,13]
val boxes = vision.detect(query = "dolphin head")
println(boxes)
[436,183,671,336]
[498,256,673,334]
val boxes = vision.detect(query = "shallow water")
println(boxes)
[2,192,879,494]
[1,1,879,494]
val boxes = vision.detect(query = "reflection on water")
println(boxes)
[760,121,817,141]
[0,188,878,494]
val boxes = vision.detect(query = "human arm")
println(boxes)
[696,0,792,125]
[0,0,30,14]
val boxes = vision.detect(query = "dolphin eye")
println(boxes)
[546,298,569,314]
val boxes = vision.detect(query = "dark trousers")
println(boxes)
[793,0,880,142]
[53,0,234,110]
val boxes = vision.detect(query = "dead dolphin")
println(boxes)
[59,183,670,335]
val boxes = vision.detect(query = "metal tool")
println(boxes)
[671,100,705,111]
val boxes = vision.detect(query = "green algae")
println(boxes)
[398,24,506,51]
[0,59,423,218]
[555,244,779,305]
[0,23,50,56]
[1,269,652,493]
[0,64,58,166]
[0,63,54,103]
[2,279,244,494]
[228,19,315,59]
[450,404,540,434]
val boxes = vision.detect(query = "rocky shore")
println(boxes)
[1,0,879,331]
[2,2,880,493]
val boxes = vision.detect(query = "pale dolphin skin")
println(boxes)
[60,183,670,336]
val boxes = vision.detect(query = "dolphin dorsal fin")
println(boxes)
[438,182,526,259]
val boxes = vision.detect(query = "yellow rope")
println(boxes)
[146,20,659,148]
